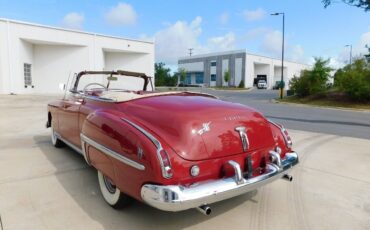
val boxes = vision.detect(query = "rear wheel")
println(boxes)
[97,170,131,209]
[51,125,64,148]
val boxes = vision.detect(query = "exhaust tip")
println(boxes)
[197,205,212,216]
[282,174,293,182]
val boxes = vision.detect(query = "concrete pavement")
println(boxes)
[1,94,370,230]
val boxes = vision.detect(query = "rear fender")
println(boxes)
[81,109,160,200]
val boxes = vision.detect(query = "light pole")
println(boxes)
[345,44,352,65]
[271,12,285,99]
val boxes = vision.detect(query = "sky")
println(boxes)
[0,0,369,70]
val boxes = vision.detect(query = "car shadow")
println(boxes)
[34,134,259,230]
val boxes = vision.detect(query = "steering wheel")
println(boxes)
[83,83,107,94]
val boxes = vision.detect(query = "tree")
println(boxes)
[322,0,370,11]
[289,57,333,97]
[365,45,370,62]
[178,68,186,84]
[154,62,177,86]
[224,70,230,86]
[334,58,370,102]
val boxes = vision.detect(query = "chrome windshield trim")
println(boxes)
[121,118,172,178]
[80,133,145,171]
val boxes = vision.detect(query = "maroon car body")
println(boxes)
[46,70,298,215]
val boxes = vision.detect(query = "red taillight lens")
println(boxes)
[158,149,173,178]
[282,128,293,148]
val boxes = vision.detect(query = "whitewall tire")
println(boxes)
[97,170,131,209]
[51,125,64,148]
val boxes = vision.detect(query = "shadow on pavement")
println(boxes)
[34,134,258,230]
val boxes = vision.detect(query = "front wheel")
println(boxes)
[97,170,131,209]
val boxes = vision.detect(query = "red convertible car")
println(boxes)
[46,70,298,215]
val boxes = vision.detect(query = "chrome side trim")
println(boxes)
[141,152,299,212]
[121,118,172,178]
[54,132,83,155]
[80,133,145,171]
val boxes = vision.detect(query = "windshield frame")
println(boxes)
[70,70,153,93]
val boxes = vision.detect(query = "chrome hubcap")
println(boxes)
[103,175,116,194]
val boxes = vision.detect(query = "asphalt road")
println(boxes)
[196,88,370,140]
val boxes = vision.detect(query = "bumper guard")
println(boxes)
[141,151,298,212]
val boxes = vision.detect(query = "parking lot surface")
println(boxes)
[0,94,370,230]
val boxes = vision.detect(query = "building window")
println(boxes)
[195,72,204,84]
[24,63,32,86]
[185,73,191,85]
[211,61,217,67]
[211,74,216,81]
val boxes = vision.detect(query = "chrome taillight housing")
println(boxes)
[158,149,173,178]
[269,120,293,148]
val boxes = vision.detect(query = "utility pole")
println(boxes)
[188,48,193,56]
[271,12,285,99]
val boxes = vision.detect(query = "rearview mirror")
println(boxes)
[59,83,66,91]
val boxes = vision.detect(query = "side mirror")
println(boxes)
[59,83,66,91]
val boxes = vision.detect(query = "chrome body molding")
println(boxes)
[80,133,145,171]
[121,117,172,178]
[141,152,299,212]
[54,132,83,155]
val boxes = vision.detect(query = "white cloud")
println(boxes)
[290,45,305,62]
[219,12,229,25]
[154,16,236,65]
[62,12,84,30]
[260,30,282,56]
[105,2,137,26]
[243,8,266,21]
[208,32,236,51]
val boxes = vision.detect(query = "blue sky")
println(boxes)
[0,0,369,68]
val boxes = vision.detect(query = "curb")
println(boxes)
[272,99,370,113]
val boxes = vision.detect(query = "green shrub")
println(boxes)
[238,80,245,88]
[289,57,332,97]
[335,59,370,102]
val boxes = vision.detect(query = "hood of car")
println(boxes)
[117,93,275,161]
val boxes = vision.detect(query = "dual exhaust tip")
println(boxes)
[196,174,293,216]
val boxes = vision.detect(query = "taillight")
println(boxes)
[158,149,173,178]
[269,120,293,148]
[281,128,293,148]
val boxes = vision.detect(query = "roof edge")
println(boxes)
[0,18,154,44]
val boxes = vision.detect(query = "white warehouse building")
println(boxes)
[0,18,154,94]
[178,50,309,89]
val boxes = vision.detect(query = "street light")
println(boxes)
[271,12,285,99]
[345,44,352,65]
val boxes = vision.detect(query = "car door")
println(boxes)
[58,92,84,148]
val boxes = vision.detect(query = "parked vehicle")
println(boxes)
[272,81,280,90]
[257,80,267,89]
[46,70,299,215]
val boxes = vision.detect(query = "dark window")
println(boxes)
[185,73,191,84]
[211,74,216,81]
[211,61,217,67]
[24,63,32,86]
[195,72,204,84]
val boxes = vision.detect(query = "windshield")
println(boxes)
[70,71,153,93]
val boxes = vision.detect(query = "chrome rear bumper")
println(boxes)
[141,152,298,212]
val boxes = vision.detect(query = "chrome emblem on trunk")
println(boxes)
[235,126,249,151]
[197,122,211,135]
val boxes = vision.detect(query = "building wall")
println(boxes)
[0,19,154,94]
